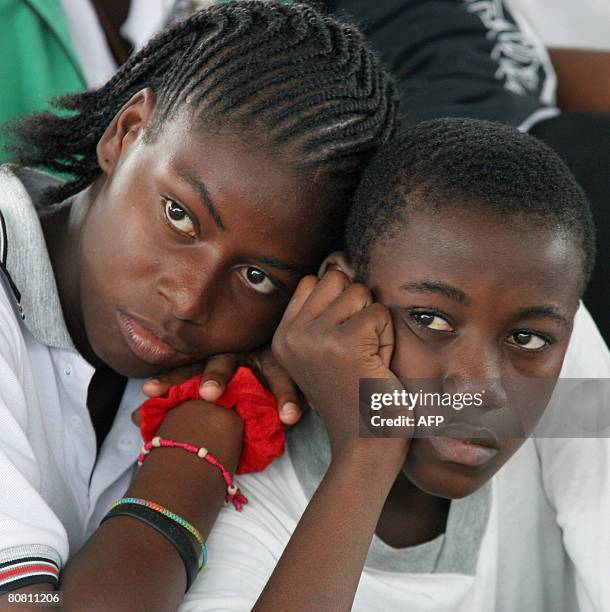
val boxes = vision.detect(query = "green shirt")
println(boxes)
[0,0,86,163]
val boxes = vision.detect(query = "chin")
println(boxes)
[404,466,486,500]
[91,343,160,379]
[403,440,493,499]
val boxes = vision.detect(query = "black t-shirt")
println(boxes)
[328,0,556,127]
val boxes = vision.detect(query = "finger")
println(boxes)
[297,269,352,321]
[142,378,168,398]
[279,275,319,327]
[316,283,373,327]
[141,363,203,397]
[342,303,395,375]
[199,354,239,401]
[375,305,395,368]
[258,352,303,425]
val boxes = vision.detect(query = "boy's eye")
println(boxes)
[237,266,278,295]
[164,198,196,237]
[411,312,454,332]
[507,331,549,351]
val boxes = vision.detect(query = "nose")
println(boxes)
[442,337,508,411]
[156,262,218,325]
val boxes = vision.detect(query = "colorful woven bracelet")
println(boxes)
[101,502,200,591]
[109,497,208,567]
[138,437,248,512]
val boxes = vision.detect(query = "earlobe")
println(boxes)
[318,251,356,281]
[96,87,156,174]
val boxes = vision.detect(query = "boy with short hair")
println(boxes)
[181,118,610,612]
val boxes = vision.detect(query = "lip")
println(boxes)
[428,424,500,467]
[117,311,190,366]
[435,423,500,449]
[428,437,499,467]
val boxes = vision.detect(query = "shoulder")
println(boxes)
[561,302,610,377]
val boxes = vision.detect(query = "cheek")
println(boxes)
[390,323,443,379]
[202,296,287,354]
[80,205,162,308]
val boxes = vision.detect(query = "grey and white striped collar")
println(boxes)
[0,164,75,352]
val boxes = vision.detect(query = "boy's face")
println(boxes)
[366,202,583,499]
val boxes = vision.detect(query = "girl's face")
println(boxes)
[77,95,337,377]
[367,203,583,499]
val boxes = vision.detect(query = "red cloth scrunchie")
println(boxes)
[139,367,285,474]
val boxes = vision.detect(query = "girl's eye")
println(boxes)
[411,312,454,332]
[237,266,278,295]
[164,198,196,237]
[507,331,549,351]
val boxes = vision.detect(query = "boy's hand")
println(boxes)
[272,271,405,456]
[137,348,303,426]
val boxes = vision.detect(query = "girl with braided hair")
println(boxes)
[0,2,398,609]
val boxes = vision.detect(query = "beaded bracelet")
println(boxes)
[138,437,248,511]
[109,497,208,566]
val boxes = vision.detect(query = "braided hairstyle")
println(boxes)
[6,1,398,207]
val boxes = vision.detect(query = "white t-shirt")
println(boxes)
[181,435,610,611]
[180,282,610,607]
[0,166,144,592]
[506,0,610,51]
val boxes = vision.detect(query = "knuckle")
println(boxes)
[320,332,344,357]
[326,269,350,288]
[262,359,285,377]
[296,275,318,295]
[271,334,286,359]
[282,328,302,353]
[350,283,372,304]
[370,302,391,319]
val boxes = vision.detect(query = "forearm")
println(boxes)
[550,48,610,111]
[255,440,406,612]
[57,402,242,612]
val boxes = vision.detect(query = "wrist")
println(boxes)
[158,400,243,471]
[331,438,408,485]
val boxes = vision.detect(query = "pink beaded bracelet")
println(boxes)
[138,437,248,511]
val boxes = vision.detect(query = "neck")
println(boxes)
[375,471,450,548]
[39,186,101,368]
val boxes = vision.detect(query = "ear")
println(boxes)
[96,87,156,174]
[318,251,356,281]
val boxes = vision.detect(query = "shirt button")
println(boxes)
[64,364,72,376]
[71,415,82,429]
[119,438,134,450]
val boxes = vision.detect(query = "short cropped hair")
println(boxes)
[346,118,595,289]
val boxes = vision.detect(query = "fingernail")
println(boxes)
[281,402,299,422]
[201,379,221,400]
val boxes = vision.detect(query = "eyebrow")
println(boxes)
[172,164,226,231]
[170,163,308,281]
[251,255,310,278]
[514,305,570,329]
[400,281,469,304]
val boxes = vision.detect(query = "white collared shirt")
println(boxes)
[0,165,144,591]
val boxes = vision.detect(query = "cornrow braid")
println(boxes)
[6,1,398,207]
